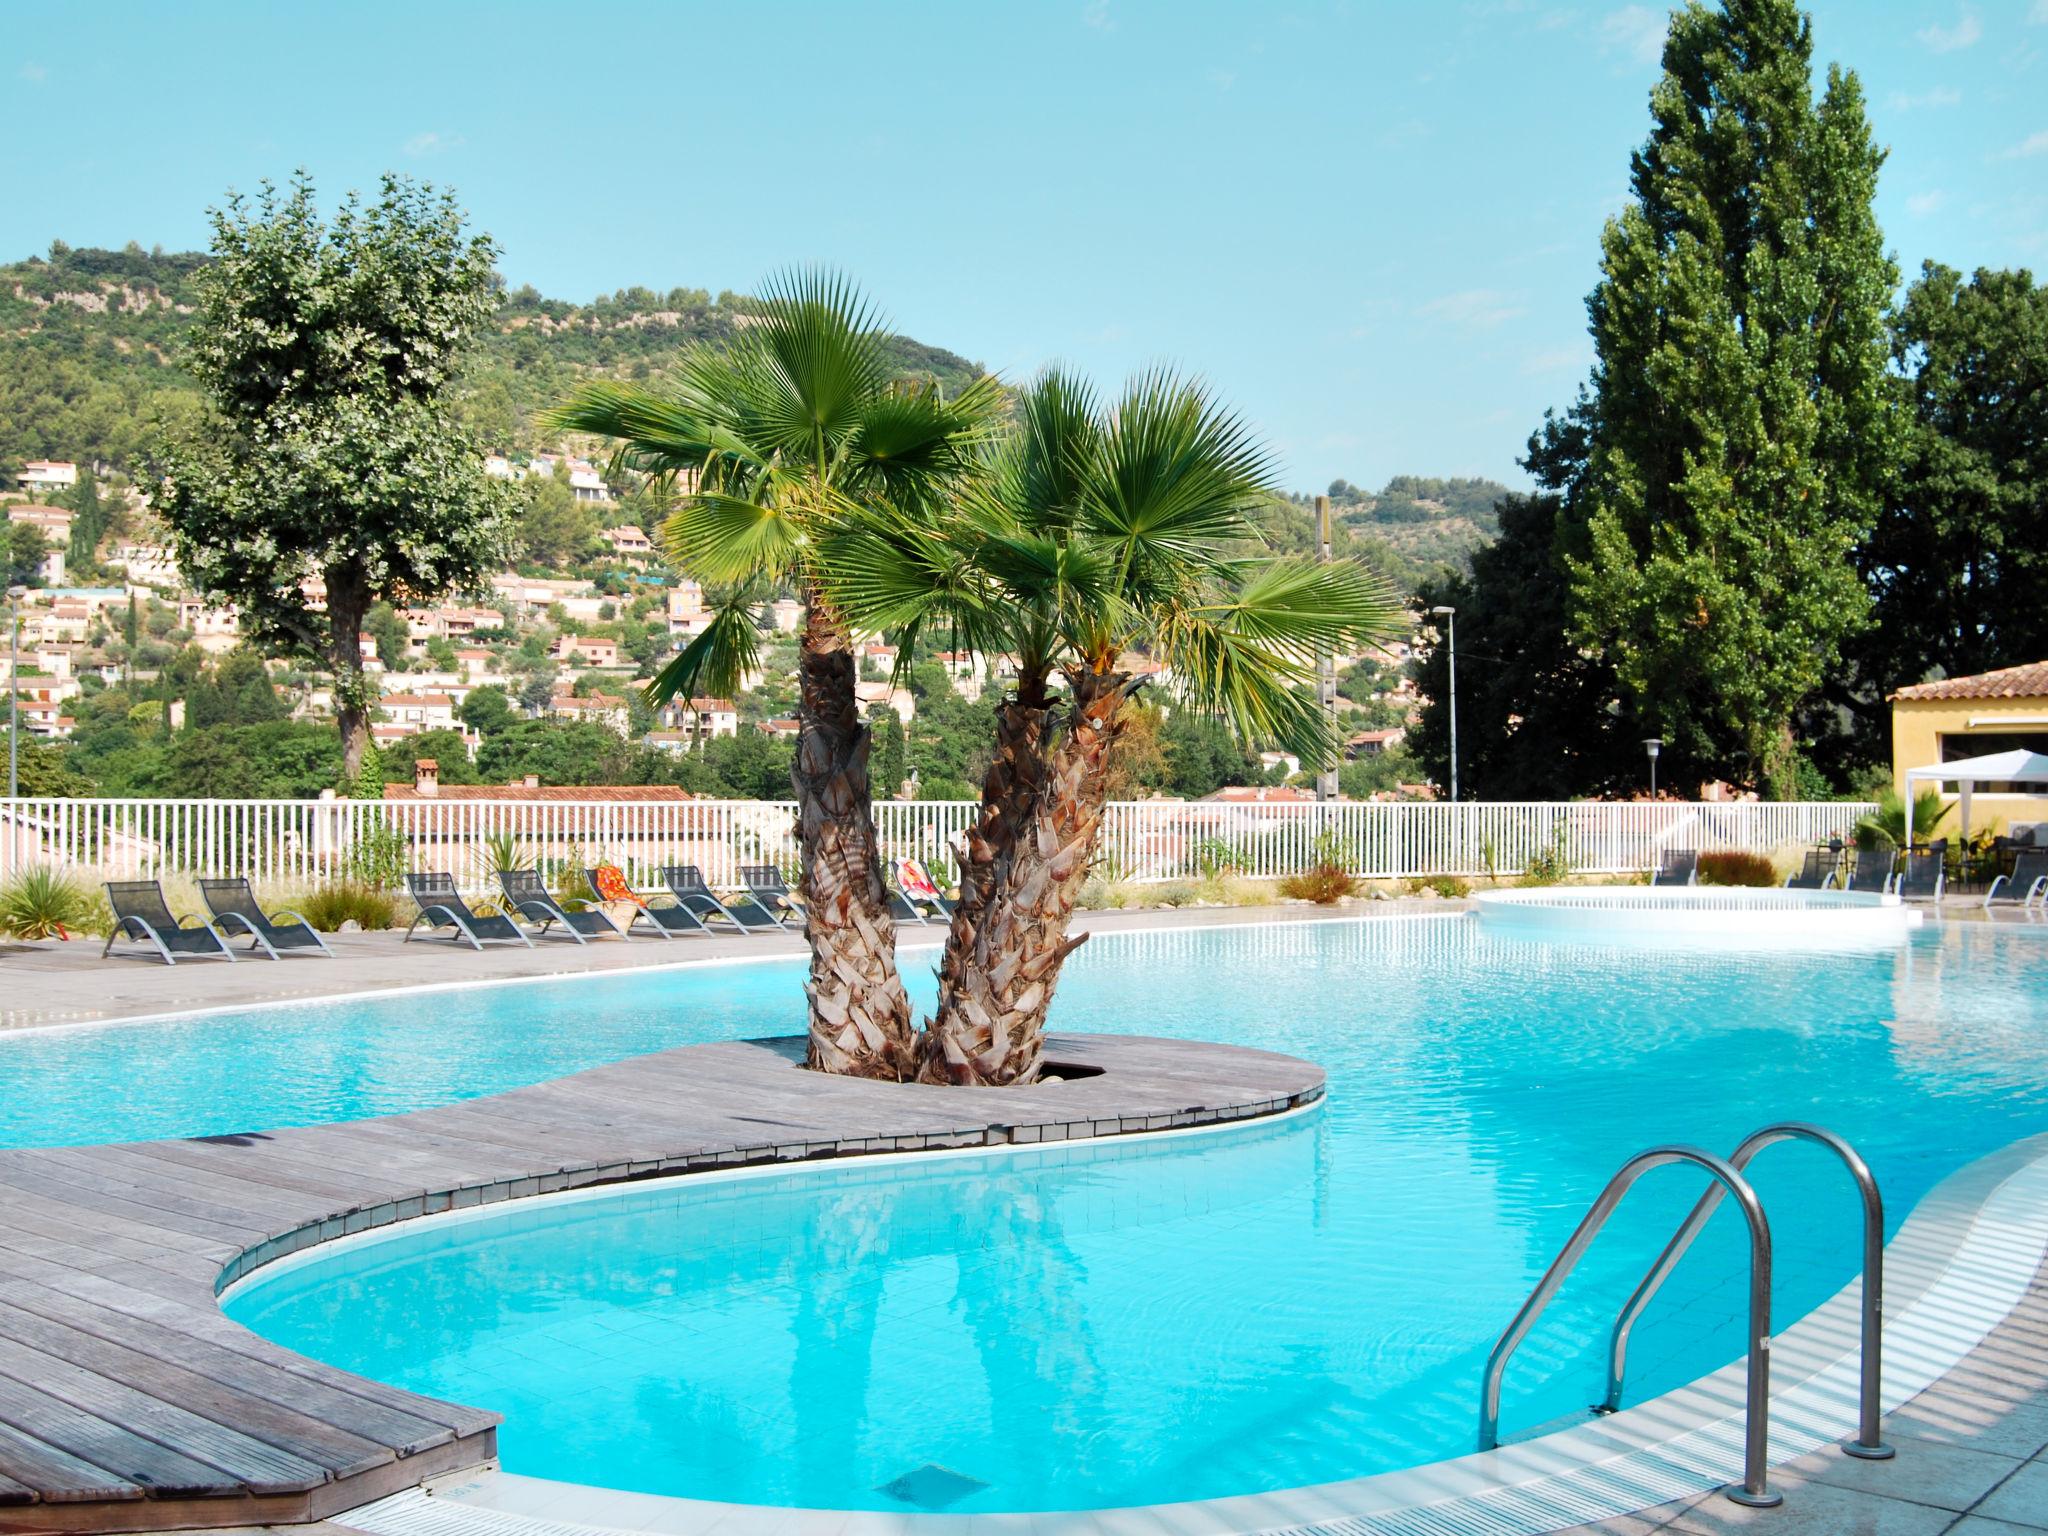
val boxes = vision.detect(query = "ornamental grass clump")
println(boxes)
[1279,862,1359,904]
[1696,850,1778,887]
[298,881,399,932]
[0,866,97,940]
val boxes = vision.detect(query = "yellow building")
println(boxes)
[1891,661,2048,835]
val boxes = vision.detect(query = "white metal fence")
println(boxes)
[0,795,1875,894]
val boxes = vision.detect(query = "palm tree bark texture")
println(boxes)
[924,666,1128,1086]
[794,594,920,1079]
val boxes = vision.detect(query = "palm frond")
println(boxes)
[660,490,802,584]
[1153,610,1338,765]
[723,268,891,471]
[1197,558,1408,659]
[644,596,763,707]
[1082,368,1278,583]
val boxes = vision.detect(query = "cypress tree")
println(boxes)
[1566,0,1896,797]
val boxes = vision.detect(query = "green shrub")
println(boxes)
[1405,874,1471,899]
[345,818,410,888]
[1696,850,1777,887]
[0,866,97,939]
[1280,862,1358,903]
[298,881,400,932]
[1153,879,1200,907]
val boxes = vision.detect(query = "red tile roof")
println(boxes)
[382,783,695,802]
[1892,662,2048,702]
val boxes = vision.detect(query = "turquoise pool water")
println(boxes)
[202,917,2048,1512]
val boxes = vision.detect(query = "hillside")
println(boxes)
[0,242,988,473]
[1268,474,1510,592]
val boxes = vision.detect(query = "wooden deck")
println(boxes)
[0,1032,1323,1533]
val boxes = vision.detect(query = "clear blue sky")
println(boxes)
[4,1,2043,492]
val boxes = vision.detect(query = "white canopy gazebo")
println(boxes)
[1902,748,2048,845]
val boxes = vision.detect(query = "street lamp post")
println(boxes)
[1431,605,1458,803]
[6,585,26,800]
[1643,737,1663,801]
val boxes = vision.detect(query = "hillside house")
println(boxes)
[553,634,620,667]
[16,461,77,493]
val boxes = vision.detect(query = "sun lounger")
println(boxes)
[496,868,627,944]
[895,857,955,921]
[740,864,804,928]
[198,877,333,958]
[661,865,777,932]
[1784,849,1843,890]
[1844,852,1895,895]
[1984,849,2048,911]
[1896,851,1945,903]
[583,867,699,938]
[1650,849,1697,887]
[102,880,238,965]
[404,872,533,949]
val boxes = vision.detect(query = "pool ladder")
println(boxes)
[1478,1122,1892,1509]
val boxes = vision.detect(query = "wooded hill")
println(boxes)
[0,241,988,474]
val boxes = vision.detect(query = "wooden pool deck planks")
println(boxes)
[0,1032,1325,1533]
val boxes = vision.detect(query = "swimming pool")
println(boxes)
[198,916,2048,1513]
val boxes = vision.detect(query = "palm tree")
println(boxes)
[1856,787,1950,850]
[548,273,1002,1080]
[827,369,1405,1085]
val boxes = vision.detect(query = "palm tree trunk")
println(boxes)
[921,675,1051,1084]
[793,593,919,1080]
[922,667,1127,1086]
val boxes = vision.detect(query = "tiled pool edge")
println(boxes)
[213,1069,1324,1296]
[326,1132,2048,1536]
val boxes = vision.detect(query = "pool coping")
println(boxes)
[0,1031,1325,1532]
[321,1132,2048,1536]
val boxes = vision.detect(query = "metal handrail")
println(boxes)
[1479,1146,1782,1508]
[1603,1122,1892,1460]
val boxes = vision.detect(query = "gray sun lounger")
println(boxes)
[199,877,333,958]
[497,869,627,944]
[885,881,928,924]
[582,868,703,938]
[1984,848,2048,911]
[1649,849,1697,887]
[1785,849,1841,890]
[661,865,776,933]
[102,880,238,965]
[1844,851,1895,895]
[404,872,534,950]
[1896,851,1946,903]
[740,864,804,928]
[896,858,956,921]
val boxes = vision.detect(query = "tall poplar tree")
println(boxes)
[1566,0,1896,797]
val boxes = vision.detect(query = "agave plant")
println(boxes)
[0,866,96,940]
[549,272,1004,1081]
[826,367,1405,1085]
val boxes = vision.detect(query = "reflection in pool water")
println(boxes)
[222,917,2048,1512]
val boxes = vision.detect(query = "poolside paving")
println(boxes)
[0,899,1440,1034]
[0,1026,1324,1532]
[1553,1233,2048,1536]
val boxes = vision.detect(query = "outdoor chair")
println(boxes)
[1984,848,2048,911]
[497,868,627,944]
[882,871,929,925]
[198,877,333,959]
[895,857,956,921]
[583,867,699,938]
[1844,851,1895,896]
[1649,848,1697,887]
[102,880,238,966]
[660,865,778,932]
[1896,851,1946,903]
[403,872,533,950]
[1784,849,1841,890]
[740,864,804,928]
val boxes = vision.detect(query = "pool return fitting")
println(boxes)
[1478,1124,1891,1509]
